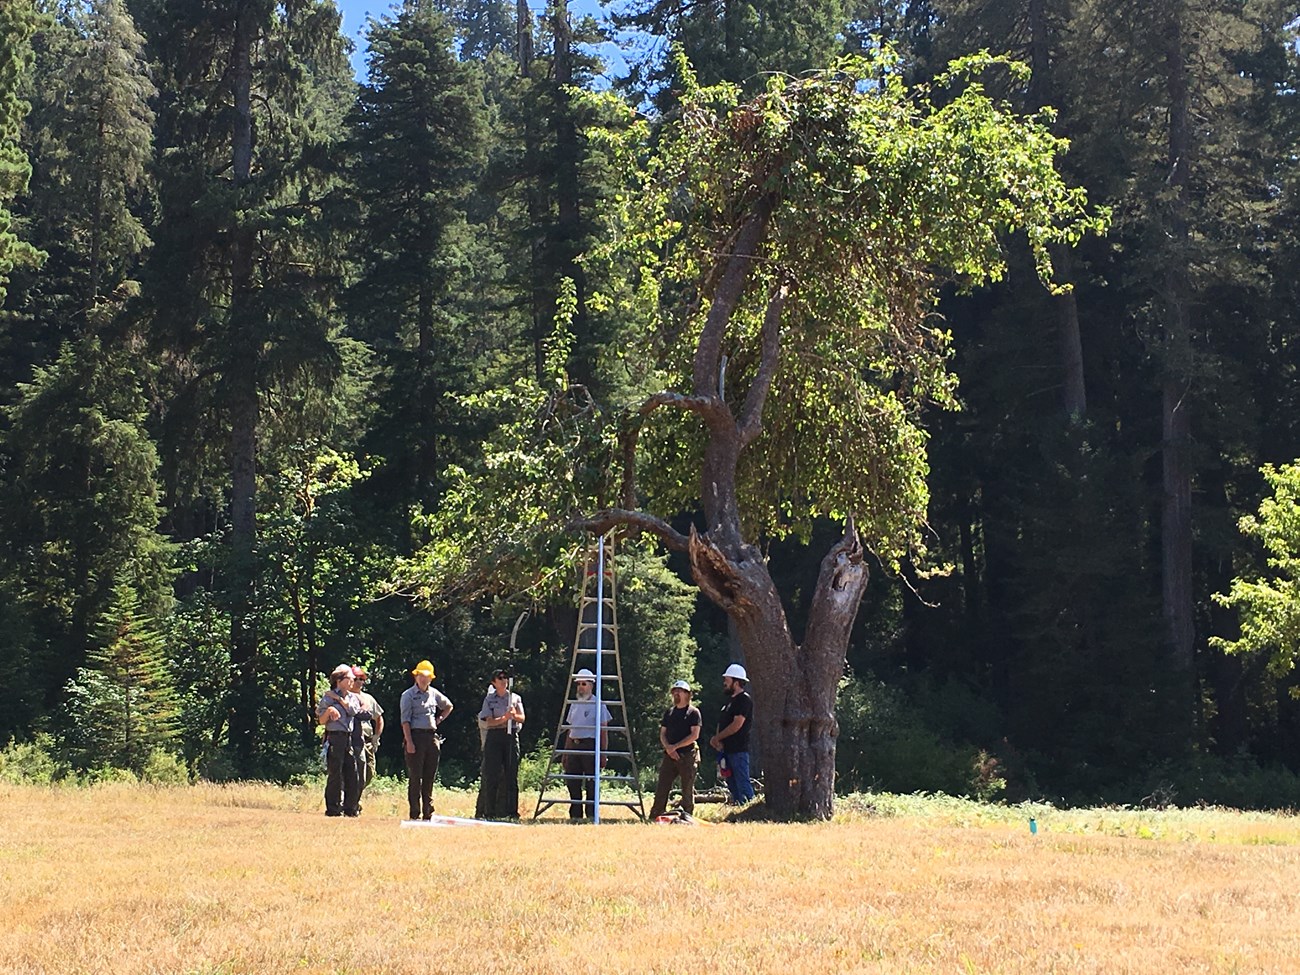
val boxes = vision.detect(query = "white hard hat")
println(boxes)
[573,668,598,682]
[671,680,692,692]
[723,663,748,681]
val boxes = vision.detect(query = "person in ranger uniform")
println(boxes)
[475,668,525,820]
[317,663,366,817]
[563,668,611,820]
[400,660,453,821]
[648,679,702,819]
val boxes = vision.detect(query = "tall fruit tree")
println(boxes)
[397,54,1105,818]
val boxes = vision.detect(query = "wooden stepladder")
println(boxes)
[533,533,645,821]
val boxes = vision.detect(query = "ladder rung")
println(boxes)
[538,796,644,807]
[544,773,638,783]
[551,749,634,758]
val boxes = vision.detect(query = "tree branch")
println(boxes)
[620,389,729,508]
[638,389,719,418]
[691,195,775,400]
[569,509,690,552]
[738,280,788,446]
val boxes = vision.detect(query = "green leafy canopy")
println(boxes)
[396,50,1106,604]
[1212,463,1300,684]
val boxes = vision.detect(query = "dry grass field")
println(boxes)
[3,782,1298,975]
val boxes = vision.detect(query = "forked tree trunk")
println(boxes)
[689,522,869,818]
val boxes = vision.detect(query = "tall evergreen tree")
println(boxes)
[0,0,44,309]
[342,0,489,502]
[140,0,354,772]
[4,0,156,374]
[60,580,181,773]
[0,336,174,721]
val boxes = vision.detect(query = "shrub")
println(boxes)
[836,677,1006,800]
[0,734,65,784]
[140,748,190,785]
[517,739,555,794]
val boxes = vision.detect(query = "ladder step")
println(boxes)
[551,749,634,758]
[543,773,638,783]
[538,797,644,807]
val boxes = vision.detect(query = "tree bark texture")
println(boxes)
[688,522,868,818]
[1161,8,1196,690]
[228,5,260,771]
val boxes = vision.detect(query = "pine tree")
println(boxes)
[61,581,181,774]
[139,0,355,772]
[342,0,489,502]
[2,0,156,382]
[0,0,44,309]
[0,336,174,715]
[614,0,861,104]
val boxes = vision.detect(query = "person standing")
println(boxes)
[648,679,701,819]
[351,665,384,807]
[317,663,363,817]
[563,668,611,820]
[708,663,755,804]
[400,659,453,821]
[475,668,525,820]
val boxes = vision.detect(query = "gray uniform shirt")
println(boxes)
[317,689,360,732]
[478,688,525,734]
[566,698,612,738]
[356,691,383,740]
[400,684,451,729]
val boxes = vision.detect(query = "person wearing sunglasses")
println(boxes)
[563,669,611,821]
[475,667,525,820]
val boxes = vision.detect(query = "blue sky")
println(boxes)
[334,0,637,81]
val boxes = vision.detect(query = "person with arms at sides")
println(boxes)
[563,669,610,821]
[400,660,452,821]
[708,663,755,804]
[648,679,702,820]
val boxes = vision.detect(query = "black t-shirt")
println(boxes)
[717,691,753,753]
[660,705,701,747]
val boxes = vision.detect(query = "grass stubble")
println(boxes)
[2,783,1298,975]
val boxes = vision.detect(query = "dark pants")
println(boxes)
[405,729,441,819]
[648,745,698,818]
[324,731,359,816]
[476,728,521,819]
[563,738,596,819]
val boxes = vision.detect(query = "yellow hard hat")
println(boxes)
[411,659,435,678]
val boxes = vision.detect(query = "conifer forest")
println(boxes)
[3,0,1300,817]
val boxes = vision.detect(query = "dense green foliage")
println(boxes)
[0,0,1297,808]
[0,0,44,307]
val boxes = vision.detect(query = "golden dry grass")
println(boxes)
[3,783,1299,975]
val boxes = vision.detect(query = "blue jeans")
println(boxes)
[722,750,754,803]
